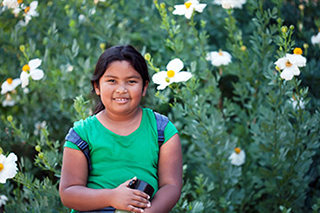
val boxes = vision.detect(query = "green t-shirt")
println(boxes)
[64,107,178,200]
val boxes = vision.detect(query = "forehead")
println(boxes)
[103,60,141,78]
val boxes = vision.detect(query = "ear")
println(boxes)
[142,81,149,97]
[94,82,100,95]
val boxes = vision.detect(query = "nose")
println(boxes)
[116,85,128,94]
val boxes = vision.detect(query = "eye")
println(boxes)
[128,80,138,84]
[107,79,116,83]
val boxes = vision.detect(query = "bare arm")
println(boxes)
[144,133,183,213]
[59,147,150,212]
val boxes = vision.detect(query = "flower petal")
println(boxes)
[171,72,192,83]
[280,67,295,81]
[20,71,30,88]
[152,71,168,84]
[30,69,44,80]
[194,4,207,12]
[166,58,184,72]
[28,58,42,70]
[172,5,187,15]
[274,57,288,70]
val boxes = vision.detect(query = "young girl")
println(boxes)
[59,45,183,213]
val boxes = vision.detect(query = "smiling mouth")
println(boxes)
[113,98,129,103]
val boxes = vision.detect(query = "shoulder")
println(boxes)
[143,108,179,143]
[73,115,97,141]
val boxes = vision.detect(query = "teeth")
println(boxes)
[115,98,127,101]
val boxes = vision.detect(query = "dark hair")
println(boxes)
[91,45,150,114]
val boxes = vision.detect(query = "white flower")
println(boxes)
[94,0,105,4]
[23,1,39,24]
[152,58,192,90]
[34,121,47,135]
[274,48,306,81]
[229,147,245,166]
[65,64,74,72]
[172,0,207,19]
[2,0,19,9]
[291,97,305,109]
[206,50,232,66]
[311,31,320,45]
[20,58,44,88]
[0,153,18,184]
[213,0,246,9]
[2,94,15,107]
[0,195,8,207]
[1,78,21,95]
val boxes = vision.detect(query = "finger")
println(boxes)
[127,204,145,213]
[131,200,151,209]
[121,176,137,187]
[132,189,150,200]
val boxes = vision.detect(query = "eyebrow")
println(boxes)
[103,75,141,79]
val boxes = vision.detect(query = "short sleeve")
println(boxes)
[163,120,179,144]
[64,140,81,150]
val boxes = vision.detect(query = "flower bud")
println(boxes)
[99,43,106,50]
[281,26,288,33]
[0,147,3,155]
[303,43,309,49]
[19,45,25,52]
[160,2,166,9]
[7,115,13,122]
[290,25,295,30]
[38,152,44,160]
[35,145,41,152]
[240,45,247,51]
[144,53,151,61]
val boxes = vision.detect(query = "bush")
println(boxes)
[1,0,320,212]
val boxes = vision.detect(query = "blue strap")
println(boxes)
[65,128,92,171]
[153,111,169,147]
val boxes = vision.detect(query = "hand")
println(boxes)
[110,178,151,213]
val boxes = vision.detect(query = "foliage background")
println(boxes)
[0,0,320,212]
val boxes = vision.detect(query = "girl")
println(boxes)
[59,45,183,213]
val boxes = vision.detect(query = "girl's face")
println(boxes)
[94,60,148,116]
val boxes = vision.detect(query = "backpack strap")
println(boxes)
[65,128,92,171]
[153,111,169,147]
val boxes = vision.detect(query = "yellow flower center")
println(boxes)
[219,49,223,56]
[293,47,303,55]
[24,6,30,13]
[22,64,30,72]
[318,28,320,32]
[285,60,292,67]
[184,2,192,9]
[18,0,23,4]
[167,70,175,78]
[234,147,241,154]
[0,163,4,171]
[6,78,13,84]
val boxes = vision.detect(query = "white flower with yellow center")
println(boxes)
[2,0,20,9]
[152,58,192,90]
[1,78,21,95]
[2,0,22,14]
[22,1,38,24]
[0,195,8,207]
[214,0,246,9]
[311,30,320,45]
[274,48,307,81]
[20,58,44,88]
[0,153,18,184]
[229,147,245,166]
[206,49,232,67]
[173,0,207,19]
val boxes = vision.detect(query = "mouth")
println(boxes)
[113,97,129,103]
